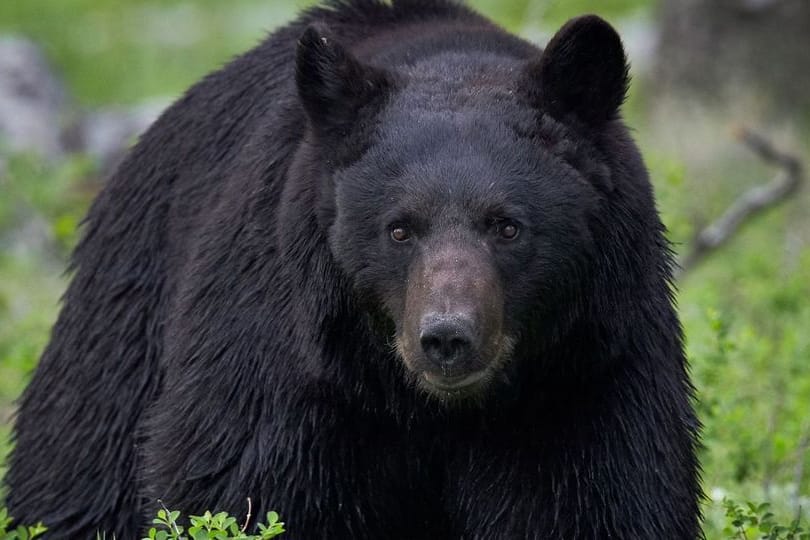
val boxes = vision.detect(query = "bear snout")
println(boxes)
[397,242,507,396]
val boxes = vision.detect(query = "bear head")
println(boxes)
[294,15,631,401]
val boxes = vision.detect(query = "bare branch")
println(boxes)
[677,127,804,276]
[241,497,253,533]
[157,499,182,537]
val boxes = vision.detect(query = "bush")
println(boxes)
[0,508,46,540]
[0,506,285,540]
[722,498,809,539]
[145,507,285,540]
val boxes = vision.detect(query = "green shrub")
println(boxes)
[0,506,285,540]
[722,498,808,539]
[144,507,285,540]
[0,508,46,540]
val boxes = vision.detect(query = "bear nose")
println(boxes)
[419,315,473,370]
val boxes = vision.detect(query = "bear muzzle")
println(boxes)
[397,242,508,396]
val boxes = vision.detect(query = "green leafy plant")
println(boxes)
[0,508,46,540]
[144,507,285,540]
[723,499,809,540]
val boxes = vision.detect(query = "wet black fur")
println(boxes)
[6,1,702,538]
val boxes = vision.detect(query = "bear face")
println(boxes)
[296,16,628,400]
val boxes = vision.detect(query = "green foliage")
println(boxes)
[0,508,46,540]
[0,507,287,540]
[0,152,95,252]
[684,251,810,536]
[0,154,94,409]
[0,0,312,106]
[722,499,809,539]
[145,508,285,540]
[470,0,649,31]
[0,0,652,106]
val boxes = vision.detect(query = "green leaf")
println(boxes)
[15,524,31,540]
[28,524,47,540]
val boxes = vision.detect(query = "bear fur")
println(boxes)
[6,1,702,538]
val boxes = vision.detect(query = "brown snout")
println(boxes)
[399,241,506,391]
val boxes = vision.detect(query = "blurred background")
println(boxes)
[0,0,808,536]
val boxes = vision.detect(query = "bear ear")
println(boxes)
[296,25,392,137]
[522,15,629,125]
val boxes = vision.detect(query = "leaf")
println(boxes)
[15,524,31,540]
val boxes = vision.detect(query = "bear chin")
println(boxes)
[396,332,517,402]
[416,369,494,402]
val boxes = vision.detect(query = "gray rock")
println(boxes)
[0,36,67,161]
[0,35,167,169]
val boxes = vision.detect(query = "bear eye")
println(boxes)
[490,219,520,241]
[390,225,411,243]
[498,221,519,240]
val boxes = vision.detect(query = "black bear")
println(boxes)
[6,1,702,538]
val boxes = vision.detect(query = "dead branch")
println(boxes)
[677,127,804,276]
[241,497,253,533]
